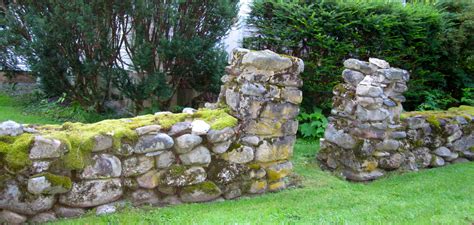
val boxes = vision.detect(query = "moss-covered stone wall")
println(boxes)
[0,48,303,224]
[317,58,474,181]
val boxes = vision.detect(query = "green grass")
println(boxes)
[0,94,59,124]
[49,141,474,225]
[1,94,472,224]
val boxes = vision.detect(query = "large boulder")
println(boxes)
[174,134,202,154]
[179,146,211,166]
[134,133,174,154]
[0,120,23,136]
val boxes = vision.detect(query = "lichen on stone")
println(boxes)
[181,181,221,195]
[194,108,238,130]
[401,105,474,120]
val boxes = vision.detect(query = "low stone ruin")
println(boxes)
[0,48,303,224]
[318,58,474,181]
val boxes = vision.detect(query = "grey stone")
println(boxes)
[29,212,57,223]
[375,139,400,151]
[248,180,267,194]
[59,178,123,208]
[343,58,377,74]
[131,189,160,206]
[96,204,116,216]
[383,98,397,107]
[266,161,293,181]
[53,205,85,218]
[224,146,254,164]
[447,130,463,143]
[369,58,390,69]
[0,210,27,224]
[356,97,383,109]
[175,134,203,153]
[250,168,267,179]
[92,135,113,152]
[80,154,122,179]
[241,49,293,71]
[0,181,55,215]
[452,134,474,152]
[157,185,176,195]
[342,69,365,87]
[134,133,174,153]
[445,152,459,161]
[452,158,470,164]
[212,140,232,154]
[31,161,50,173]
[355,106,390,122]
[356,84,383,98]
[433,147,452,158]
[155,111,172,116]
[260,102,300,119]
[162,166,207,187]
[413,147,432,168]
[179,146,211,166]
[179,182,222,203]
[390,131,407,139]
[168,122,192,136]
[135,125,162,136]
[136,170,162,189]
[161,196,182,205]
[225,88,240,111]
[343,169,384,181]
[0,120,23,136]
[241,82,266,96]
[122,155,154,177]
[213,163,248,184]
[155,151,176,169]
[406,117,428,129]
[207,127,235,143]
[241,136,260,146]
[377,68,409,81]
[29,136,63,159]
[379,153,403,170]
[281,87,303,104]
[269,74,303,87]
[224,188,242,200]
[116,143,134,156]
[324,125,356,149]
[191,120,211,135]
[182,107,197,115]
[430,155,445,167]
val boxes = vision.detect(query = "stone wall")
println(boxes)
[318,58,474,181]
[0,48,303,224]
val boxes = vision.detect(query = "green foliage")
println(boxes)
[416,89,458,111]
[245,0,474,112]
[297,108,328,139]
[461,88,474,106]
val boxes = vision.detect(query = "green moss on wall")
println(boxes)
[181,181,221,195]
[194,109,238,130]
[0,134,34,171]
[33,172,72,190]
[401,105,474,120]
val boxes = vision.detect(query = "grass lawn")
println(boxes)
[0,93,472,224]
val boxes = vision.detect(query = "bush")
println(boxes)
[297,108,328,139]
[245,0,474,112]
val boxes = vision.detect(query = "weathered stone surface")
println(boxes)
[406,117,427,129]
[260,102,300,119]
[413,147,432,168]
[342,69,365,87]
[162,166,207,187]
[324,125,356,149]
[268,181,287,192]
[179,146,211,166]
[207,127,235,143]
[134,133,174,154]
[247,180,267,194]
[0,210,27,224]
[430,155,445,167]
[161,196,182,205]
[29,212,57,223]
[344,58,377,74]
[179,181,222,203]
[122,155,154,177]
[343,169,384,181]
[93,135,113,152]
[168,122,192,136]
[447,130,463,143]
[224,146,254,164]
[377,68,409,81]
[130,189,160,206]
[241,136,260,146]
[191,120,211,135]
[356,83,383,98]
[265,161,292,181]
[0,120,23,136]
[155,151,176,169]
[355,106,390,122]
[182,107,197,115]
[53,205,85,218]
[29,136,63,159]
[378,153,403,170]
[281,87,303,104]
[0,181,55,215]
[241,82,266,96]
[269,74,303,87]
[175,134,203,153]
[137,170,162,189]
[244,118,296,137]
[212,140,232,154]
[250,168,267,179]
[369,58,390,69]
[135,125,162,136]
[224,188,242,200]
[80,154,122,179]
[225,88,240,111]
[255,136,295,162]
[59,179,123,208]
[375,139,400,151]
[241,49,292,71]
[433,147,452,158]
[95,204,117,216]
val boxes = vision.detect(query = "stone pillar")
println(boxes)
[318,58,410,181]
[213,48,304,190]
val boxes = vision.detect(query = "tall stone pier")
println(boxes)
[318,58,474,181]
